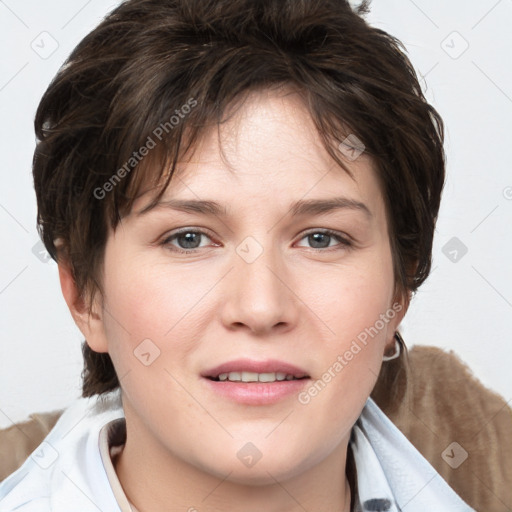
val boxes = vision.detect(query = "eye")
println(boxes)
[160,228,352,254]
[161,229,214,253]
[296,229,352,250]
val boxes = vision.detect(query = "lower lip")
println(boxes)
[202,378,310,405]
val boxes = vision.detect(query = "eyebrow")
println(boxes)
[138,197,372,219]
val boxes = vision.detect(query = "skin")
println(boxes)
[60,86,407,512]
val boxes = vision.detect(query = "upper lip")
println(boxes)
[202,359,310,379]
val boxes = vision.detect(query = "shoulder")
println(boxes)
[0,394,124,512]
[373,345,512,511]
[357,398,476,511]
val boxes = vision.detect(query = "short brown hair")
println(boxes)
[33,0,445,397]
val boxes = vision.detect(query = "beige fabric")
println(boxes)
[99,419,138,512]
[0,410,62,481]
[1,346,511,511]
[371,345,512,512]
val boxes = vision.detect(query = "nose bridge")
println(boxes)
[223,234,296,333]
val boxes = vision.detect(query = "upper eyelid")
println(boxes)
[163,227,215,241]
[300,227,351,239]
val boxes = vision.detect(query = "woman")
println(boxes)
[0,0,475,510]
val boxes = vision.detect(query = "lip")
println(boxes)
[201,358,310,406]
[203,378,309,405]
[201,358,309,379]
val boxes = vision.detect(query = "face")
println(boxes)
[77,87,405,486]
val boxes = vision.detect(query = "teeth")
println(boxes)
[242,371,259,382]
[216,371,302,382]
[257,372,274,382]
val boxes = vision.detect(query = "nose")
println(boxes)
[220,239,300,336]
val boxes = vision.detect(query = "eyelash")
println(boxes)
[160,228,352,254]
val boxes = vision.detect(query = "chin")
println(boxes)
[211,460,307,487]
[194,440,319,487]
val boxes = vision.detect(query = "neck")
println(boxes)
[114,415,352,512]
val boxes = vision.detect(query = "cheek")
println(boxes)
[296,249,396,414]
[99,263,210,426]
[103,273,164,341]
[99,256,209,367]
[311,253,396,347]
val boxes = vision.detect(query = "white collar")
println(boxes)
[96,397,474,511]
[0,394,474,511]
[352,398,474,511]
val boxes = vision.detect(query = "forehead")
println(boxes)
[132,87,385,219]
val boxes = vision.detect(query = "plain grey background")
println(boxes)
[0,0,511,427]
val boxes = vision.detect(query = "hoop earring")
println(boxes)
[382,332,403,361]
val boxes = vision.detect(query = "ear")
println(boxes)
[58,259,109,354]
[383,287,411,354]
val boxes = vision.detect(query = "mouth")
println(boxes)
[202,358,310,382]
[201,359,310,405]
[207,371,309,383]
